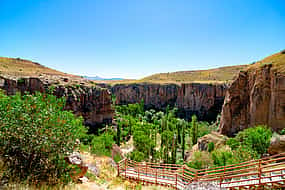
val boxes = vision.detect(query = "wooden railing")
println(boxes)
[117,153,285,189]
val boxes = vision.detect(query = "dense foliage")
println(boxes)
[114,101,218,164]
[187,125,273,169]
[227,125,272,157]
[0,91,87,184]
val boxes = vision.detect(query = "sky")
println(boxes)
[0,0,285,79]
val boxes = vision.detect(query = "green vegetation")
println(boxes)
[113,101,219,164]
[186,125,273,169]
[0,89,276,187]
[0,91,87,185]
[227,125,272,157]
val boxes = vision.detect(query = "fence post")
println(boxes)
[156,168,158,185]
[117,162,120,177]
[138,162,140,182]
[194,170,198,181]
[125,159,127,178]
[258,159,262,185]
[175,173,178,189]
[220,165,226,188]
[146,163,147,176]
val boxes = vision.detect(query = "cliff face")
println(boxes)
[219,52,285,136]
[111,83,227,121]
[0,77,113,128]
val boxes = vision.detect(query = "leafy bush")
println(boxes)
[130,150,145,162]
[234,125,272,156]
[0,91,87,184]
[187,151,212,169]
[211,148,234,167]
[91,132,115,156]
[226,138,239,150]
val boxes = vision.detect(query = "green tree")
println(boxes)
[0,91,87,184]
[191,115,198,145]
[116,122,121,146]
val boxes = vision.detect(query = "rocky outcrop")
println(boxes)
[110,83,227,121]
[0,77,113,128]
[197,132,228,151]
[268,134,285,155]
[219,63,285,136]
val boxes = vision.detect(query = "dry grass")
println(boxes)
[102,65,247,85]
[0,57,96,86]
[0,57,78,78]
[248,50,285,74]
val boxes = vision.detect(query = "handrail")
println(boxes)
[117,153,285,189]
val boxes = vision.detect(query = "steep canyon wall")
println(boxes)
[110,83,227,121]
[0,77,113,128]
[219,63,285,136]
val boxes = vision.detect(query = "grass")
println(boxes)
[0,57,76,78]
[102,65,247,85]
[248,50,285,74]
[0,57,97,86]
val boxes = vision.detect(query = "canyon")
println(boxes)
[109,83,227,121]
[2,51,285,136]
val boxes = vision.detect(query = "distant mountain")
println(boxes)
[83,76,124,81]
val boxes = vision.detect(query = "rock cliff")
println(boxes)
[219,51,285,136]
[110,83,227,121]
[0,77,113,129]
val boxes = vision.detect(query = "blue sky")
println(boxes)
[0,0,285,79]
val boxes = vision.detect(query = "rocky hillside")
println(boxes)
[0,57,113,128]
[137,65,247,84]
[111,83,227,121]
[219,50,285,136]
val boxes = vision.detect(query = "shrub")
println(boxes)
[226,138,240,150]
[208,142,215,152]
[235,125,272,156]
[211,148,234,167]
[91,132,114,156]
[187,151,212,169]
[130,151,145,162]
[0,91,87,184]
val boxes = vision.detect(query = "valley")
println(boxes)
[1,50,285,190]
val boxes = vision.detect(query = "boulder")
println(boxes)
[268,135,285,155]
[197,132,228,151]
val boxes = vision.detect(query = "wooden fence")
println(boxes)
[117,152,285,189]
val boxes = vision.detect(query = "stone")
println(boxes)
[268,135,285,155]
[66,152,82,165]
[87,163,100,176]
[65,152,89,180]
[186,181,225,190]
[197,132,228,151]
[78,176,89,183]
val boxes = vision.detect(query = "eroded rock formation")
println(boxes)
[0,77,113,128]
[268,134,285,155]
[110,83,227,121]
[219,52,285,136]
